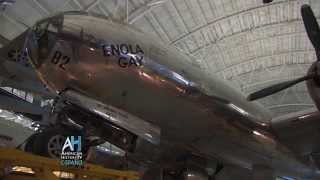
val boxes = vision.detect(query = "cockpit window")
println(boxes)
[31,15,63,67]
[33,20,48,38]
[33,15,63,38]
[48,23,58,33]
[62,14,100,48]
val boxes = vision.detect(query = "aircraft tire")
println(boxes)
[31,127,86,159]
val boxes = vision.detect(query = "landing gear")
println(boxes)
[46,134,66,158]
[23,94,136,159]
[24,127,87,159]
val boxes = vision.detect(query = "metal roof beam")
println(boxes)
[127,0,166,24]
[32,0,49,15]
[72,0,83,9]
[216,49,314,75]
[190,27,309,55]
[2,13,29,31]
[97,4,109,17]
[84,0,100,11]
[170,0,304,45]
[0,34,9,45]
[243,75,310,91]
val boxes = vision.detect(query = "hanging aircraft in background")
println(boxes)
[0,3,320,180]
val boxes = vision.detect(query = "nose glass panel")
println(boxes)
[29,15,63,68]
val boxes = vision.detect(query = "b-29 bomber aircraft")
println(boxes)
[1,3,320,180]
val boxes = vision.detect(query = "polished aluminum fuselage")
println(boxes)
[26,12,317,178]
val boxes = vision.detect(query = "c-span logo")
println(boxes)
[60,136,83,167]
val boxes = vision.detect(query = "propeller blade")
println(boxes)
[247,74,315,101]
[248,5,320,101]
[301,5,320,53]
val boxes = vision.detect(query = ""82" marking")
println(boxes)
[50,51,70,70]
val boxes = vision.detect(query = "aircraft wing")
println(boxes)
[272,108,320,166]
